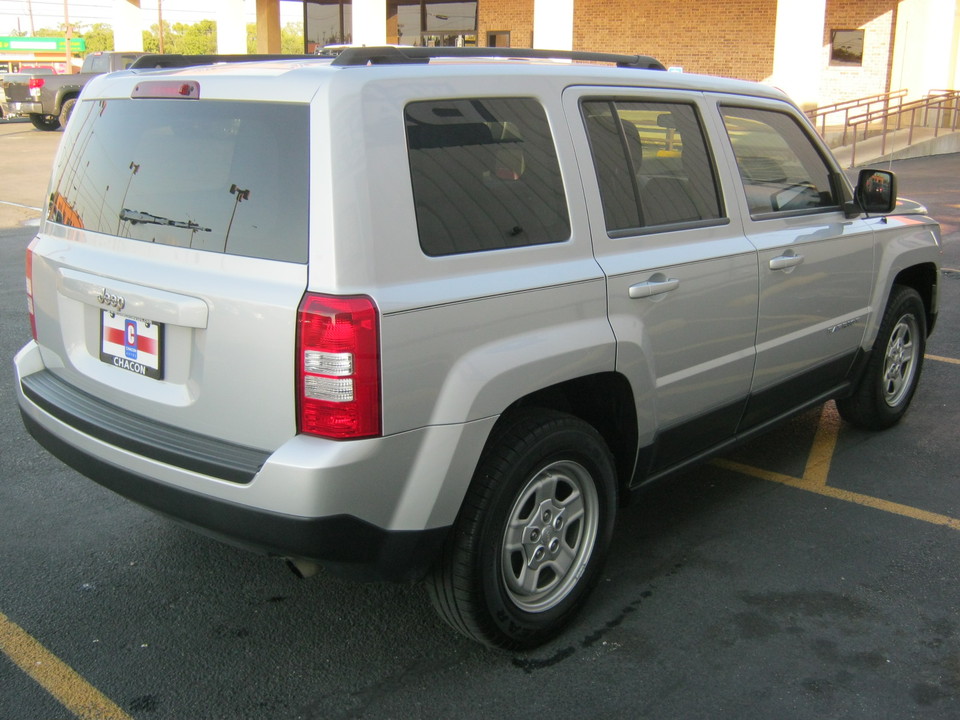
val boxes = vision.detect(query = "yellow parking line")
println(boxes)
[716,457,960,531]
[714,404,960,532]
[0,611,132,720]
[926,354,960,365]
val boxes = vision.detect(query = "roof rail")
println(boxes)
[130,54,318,69]
[331,46,665,70]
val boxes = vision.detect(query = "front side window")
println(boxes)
[405,98,570,256]
[721,106,839,217]
[582,99,723,233]
[47,98,309,263]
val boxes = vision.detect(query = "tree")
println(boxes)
[247,21,305,54]
[142,22,168,53]
[28,23,112,52]
[172,19,218,55]
[133,19,304,56]
[84,23,114,53]
[281,22,305,54]
[34,26,66,38]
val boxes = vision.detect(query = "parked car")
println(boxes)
[0,51,144,130]
[15,47,941,650]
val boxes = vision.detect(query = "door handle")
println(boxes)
[769,254,804,271]
[629,277,680,299]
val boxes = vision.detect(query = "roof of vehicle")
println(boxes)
[86,47,790,105]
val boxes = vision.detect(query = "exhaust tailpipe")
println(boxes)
[285,558,321,579]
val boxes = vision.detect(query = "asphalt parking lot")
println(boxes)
[1,118,958,720]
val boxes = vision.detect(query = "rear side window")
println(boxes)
[47,98,309,263]
[720,106,839,217]
[582,99,723,233]
[405,98,570,256]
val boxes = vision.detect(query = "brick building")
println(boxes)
[472,0,959,108]
[105,0,960,109]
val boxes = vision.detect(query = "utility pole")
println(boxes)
[158,0,165,54]
[27,0,35,35]
[63,0,73,74]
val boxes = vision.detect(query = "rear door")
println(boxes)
[713,98,875,428]
[564,88,759,476]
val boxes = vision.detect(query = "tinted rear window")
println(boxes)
[48,98,309,263]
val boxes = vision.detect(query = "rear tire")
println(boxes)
[427,409,617,650]
[58,98,76,129]
[837,285,926,430]
[29,114,60,131]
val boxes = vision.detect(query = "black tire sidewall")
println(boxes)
[473,415,617,647]
[59,98,76,129]
[841,286,926,429]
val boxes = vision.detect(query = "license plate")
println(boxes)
[99,311,164,380]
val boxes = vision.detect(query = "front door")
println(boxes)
[716,100,875,428]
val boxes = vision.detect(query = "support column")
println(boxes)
[218,0,248,54]
[353,0,387,47]
[770,0,826,109]
[891,0,958,100]
[112,0,143,52]
[533,0,573,50]
[256,0,282,53]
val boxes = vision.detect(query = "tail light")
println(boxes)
[28,77,44,99]
[25,243,37,341]
[297,293,381,439]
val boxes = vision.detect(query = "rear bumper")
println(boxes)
[14,342,490,581]
[4,100,42,115]
[20,408,447,581]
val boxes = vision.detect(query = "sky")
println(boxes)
[0,0,304,36]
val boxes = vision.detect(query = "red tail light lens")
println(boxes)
[297,293,381,439]
[25,243,37,341]
[28,77,45,90]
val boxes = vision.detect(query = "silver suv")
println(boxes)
[15,47,941,649]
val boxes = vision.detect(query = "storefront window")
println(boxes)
[306,1,476,49]
[395,1,421,45]
[305,0,352,50]
[394,1,477,46]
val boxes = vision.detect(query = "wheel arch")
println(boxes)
[54,87,82,111]
[892,262,939,336]
[495,372,639,499]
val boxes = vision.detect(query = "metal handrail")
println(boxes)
[806,89,908,145]
[846,90,960,167]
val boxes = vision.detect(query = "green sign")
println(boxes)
[0,37,86,52]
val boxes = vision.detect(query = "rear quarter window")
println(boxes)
[405,97,571,256]
[48,98,309,263]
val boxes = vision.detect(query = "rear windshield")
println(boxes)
[47,98,309,263]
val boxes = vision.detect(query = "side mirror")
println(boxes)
[854,168,897,215]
